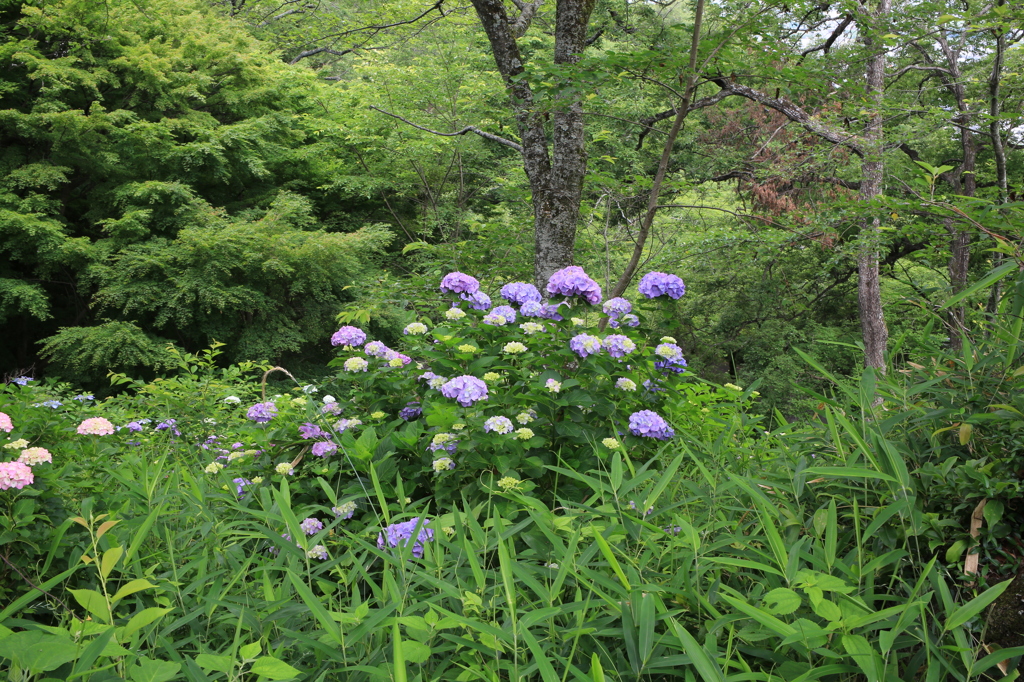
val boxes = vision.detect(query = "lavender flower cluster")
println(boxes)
[377,517,434,558]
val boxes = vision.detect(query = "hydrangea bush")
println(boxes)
[251,265,700,507]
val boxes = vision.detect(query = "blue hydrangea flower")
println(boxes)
[399,402,422,421]
[377,517,434,558]
[333,501,357,519]
[628,410,675,440]
[638,272,686,299]
[364,341,390,358]
[483,416,514,434]
[233,478,253,498]
[461,291,491,310]
[520,301,543,317]
[610,313,640,328]
[300,517,324,535]
[331,325,367,347]
[440,375,489,407]
[312,440,337,457]
[603,297,632,318]
[299,422,327,439]
[246,402,277,423]
[11,376,33,385]
[603,334,636,358]
[546,266,602,305]
[500,282,542,305]
[491,304,517,323]
[125,421,144,432]
[440,272,480,294]
[72,394,95,401]
[570,333,603,358]
[655,357,688,375]
[539,303,566,321]
[155,419,181,435]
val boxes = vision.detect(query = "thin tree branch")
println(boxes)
[510,0,543,37]
[369,105,523,152]
[798,14,855,61]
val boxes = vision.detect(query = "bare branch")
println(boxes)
[635,90,730,149]
[891,63,953,80]
[369,106,523,152]
[257,6,312,27]
[289,46,353,64]
[510,0,543,38]
[712,78,865,157]
[798,14,854,61]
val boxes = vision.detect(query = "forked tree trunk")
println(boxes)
[469,0,595,289]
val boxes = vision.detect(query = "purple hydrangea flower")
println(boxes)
[539,302,566,321]
[246,402,277,423]
[440,375,489,407]
[428,434,458,453]
[440,272,480,295]
[364,341,390,358]
[381,349,412,366]
[155,419,180,435]
[611,313,640,328]
[487,303,520,325]
[300,517,324,535]
[125,421,143,433]
[377,517,434,558]
[322,402,342,415]
[299,422,327,439]
[500,282,542,305]
[603,334,637,358]
[233,478,253,498]
[603,297,632,318]
[655,357,688,374]
[520,301,543,317]
[546,266,602,305]
[570,333,603,358]
[638,272,686,299]
[312,440,337,457]
[461,291,491,310]
[331,325,367,347]
[628,410,675,440]
[399,402,422,421]
[333,501,357,519]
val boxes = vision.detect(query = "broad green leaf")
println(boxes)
[195,654,234,673]
[842,634,881,682]
[400,640,431,665]
[763,588,802,615]
[239,642,262,660]
[130,656,181,682]
[69,588,110,622]
[0,631,78,673]
[122,608,172,640]
[983,499,1004,528]
[112,579,156,605]
[249,656,301,680]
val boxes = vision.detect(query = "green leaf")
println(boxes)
[112,579,156,604]
[122,607,172,640]
[763,588,802,615]
[669,619,726,682]
[249,656,301,680]
[400,640,431,665]
[239,642,262,660]
[0,631,78,673]
[130,656,181,682]
[983,499,1004,528]
[69,588,110,622]
[195,653,235,673]
[944,579,1013,631]
[841,634,881,682]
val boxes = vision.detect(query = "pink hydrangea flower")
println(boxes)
[77,417,115,436]
[0,412,12,432]
[18,447,52,466]
[0,461,33,490]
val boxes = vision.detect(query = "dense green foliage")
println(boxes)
[0,265,1022,679]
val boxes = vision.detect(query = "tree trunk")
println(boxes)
[469,0,595,289]
[857,0,891,371]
